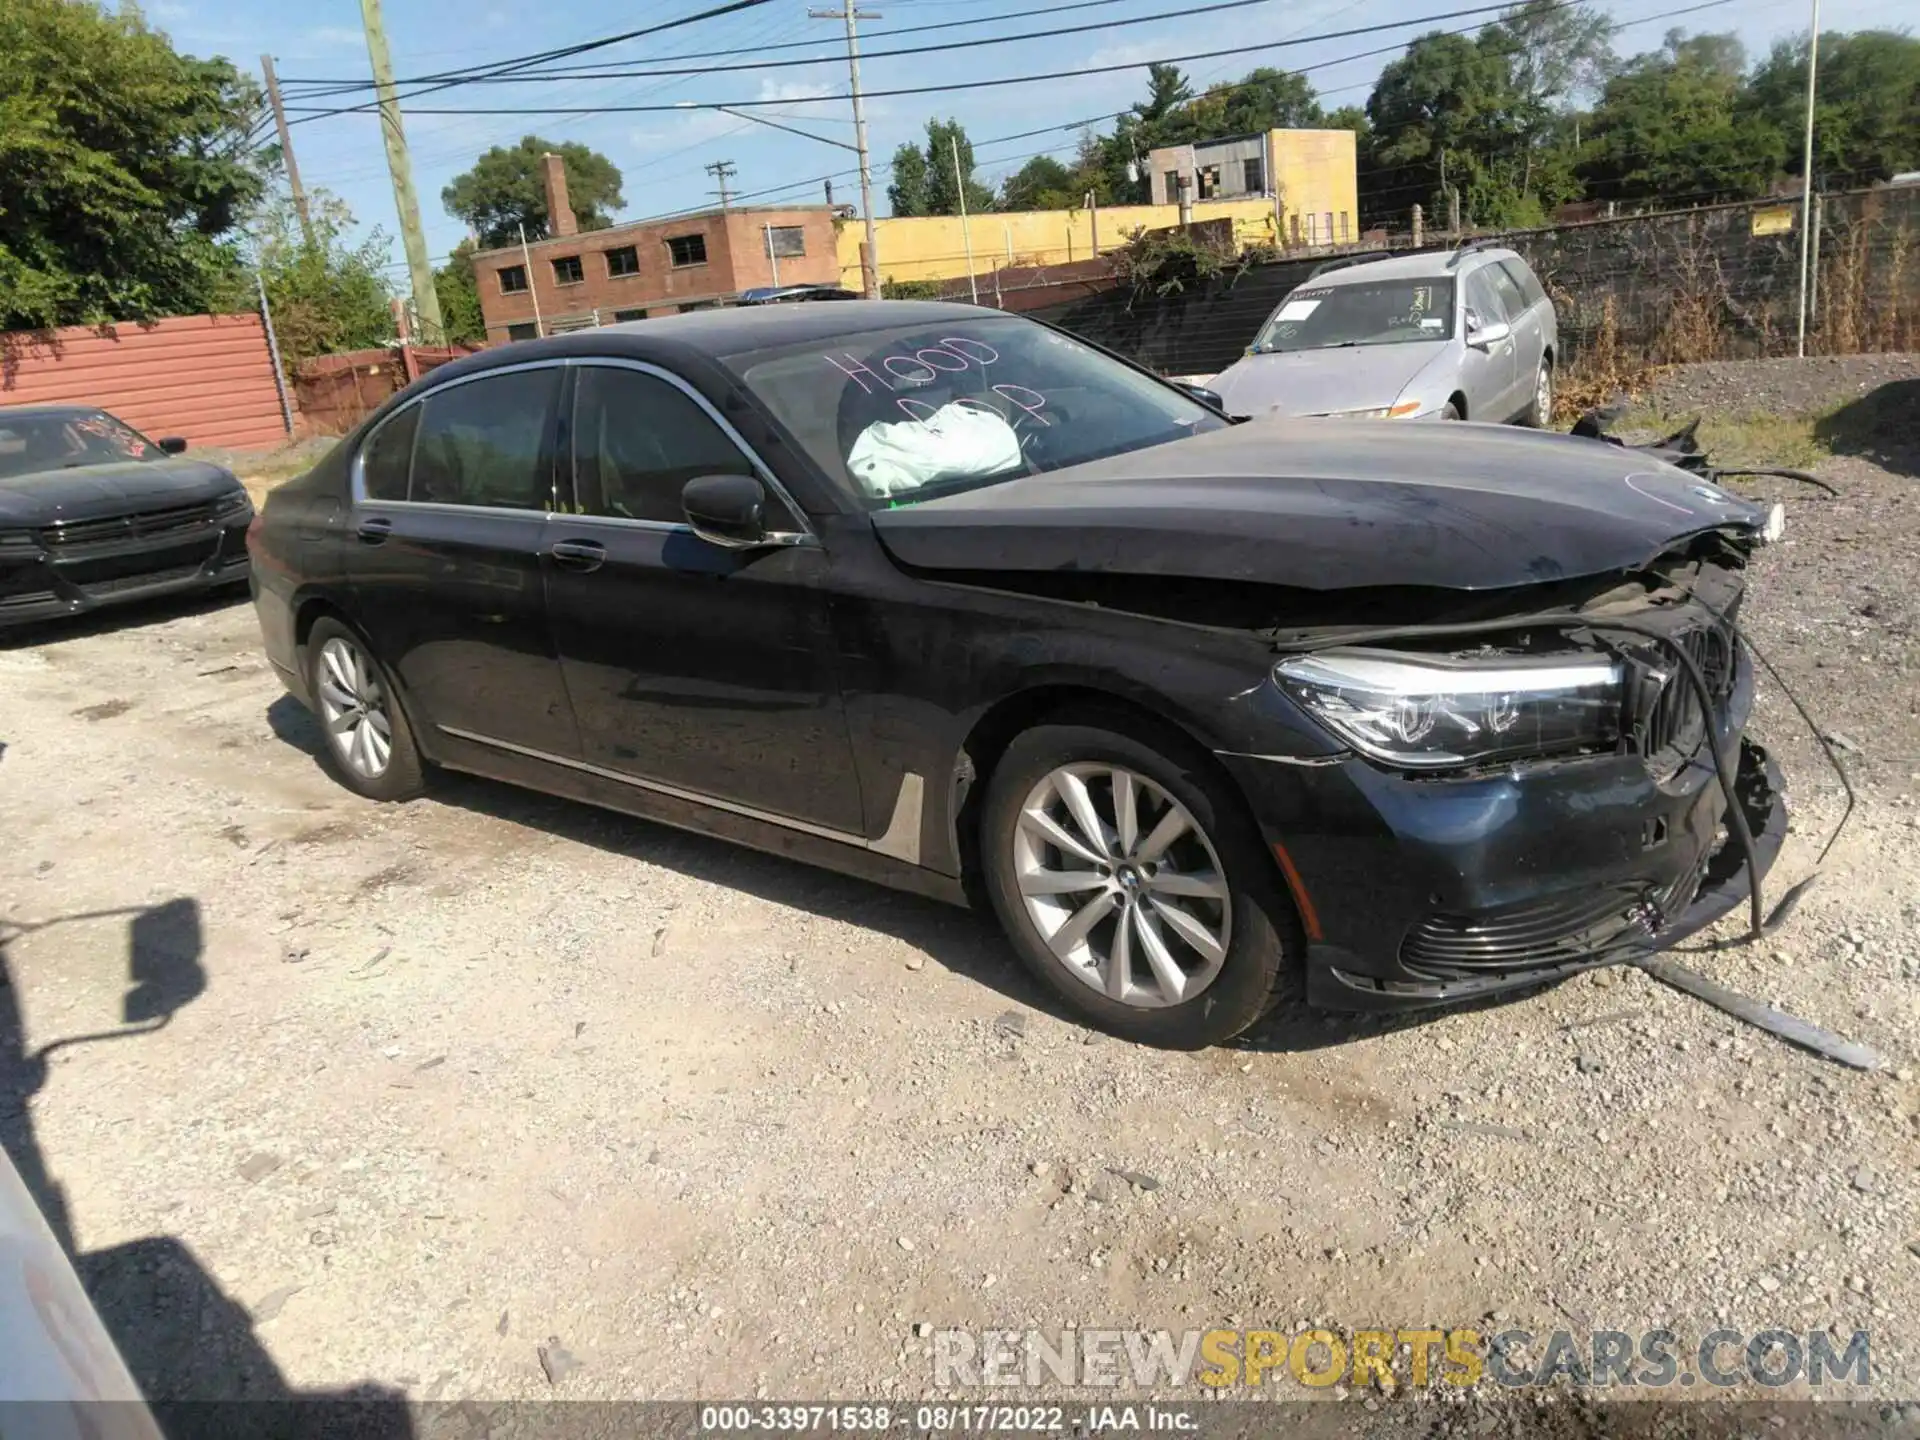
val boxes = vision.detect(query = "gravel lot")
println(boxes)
[2,358,1917,1411]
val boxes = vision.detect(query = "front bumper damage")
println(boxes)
[1218,654,1789,1015]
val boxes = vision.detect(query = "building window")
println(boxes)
[1161,170,1179,203]
[1242,156,1264,194]
[498,265,528,294]
[1197,165,1220,200]
[506,322,539,341]
[765,226,806,258]
[1339,211,1351,242]
[666,234,708,268]
[552,255,584,285]
[612,308,646,322]
[680,299,718,311]
[605,246,640,277]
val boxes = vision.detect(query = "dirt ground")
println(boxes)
[1,358,1917,1413]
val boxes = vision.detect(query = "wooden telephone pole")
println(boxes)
[808,4,882,297]
[260,55,314,248]
[358,0,445,344]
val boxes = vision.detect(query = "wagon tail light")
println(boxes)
[1275,649,1622,768]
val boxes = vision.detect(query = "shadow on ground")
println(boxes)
[0,586,250,652]
[266,696,1471,1055]
[0,900,410,1434]
[1814,377,1920,477]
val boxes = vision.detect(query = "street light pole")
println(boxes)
[810,6,882,298]
[1794,0,1822,358]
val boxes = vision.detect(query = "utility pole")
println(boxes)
[705,159,737,209]
[260,54,314,248]
[952,134,977,305]
[1794,0,1822,358]
[518,224,544,339]
[359,0,444,344]
[810,5,882,298]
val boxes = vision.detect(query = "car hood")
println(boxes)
[1209,343,1444,418]
[869,419,1769,592]
[0,459,243,527]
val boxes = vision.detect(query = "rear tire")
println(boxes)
[304,617,426,802]
[980,712,1303,1048]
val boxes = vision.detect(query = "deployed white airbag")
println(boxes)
[848,401,1023,498]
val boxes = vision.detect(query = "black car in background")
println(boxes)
[248,302,1787,1047]
[0,405,253,628]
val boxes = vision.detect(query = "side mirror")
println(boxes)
[682,473,769,549]
[1467,321,1512,350]
[158,436,188,455]
[1174,381,1226,411]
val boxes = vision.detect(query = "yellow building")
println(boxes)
[839,199,1281,290]
[1150,128,1359,247]
[835,129,1360,289]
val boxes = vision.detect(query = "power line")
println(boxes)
[283,0,780,123]
[278,0,1150,92]
[282,0,1596,120]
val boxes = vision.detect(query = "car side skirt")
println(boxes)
[431,726,966,908]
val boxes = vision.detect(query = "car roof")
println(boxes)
[0,402,104,421]
[595,299,984,353]
[411,300,999,394]
[1305,246,1523,287]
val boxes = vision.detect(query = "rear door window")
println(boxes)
[1500,259,1547,309]
[1483,264,1529,322]
[411,369,561,510]
[361,404,420,502]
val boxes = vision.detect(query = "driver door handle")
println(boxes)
[549,538,606,572]
[356,517,392,545]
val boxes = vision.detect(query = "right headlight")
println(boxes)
[1274,649,1622,768]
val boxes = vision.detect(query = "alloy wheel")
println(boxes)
[1536,364,1552,423]
[1012,763,1231,1008]
[315,635,393,779]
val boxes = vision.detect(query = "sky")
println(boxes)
[147,0,1910,278]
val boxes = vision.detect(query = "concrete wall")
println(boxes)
[0,313,291,450]
[840,200,1281,288]
[474,207,842,341]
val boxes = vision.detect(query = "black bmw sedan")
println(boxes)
[249,301,1787,1047]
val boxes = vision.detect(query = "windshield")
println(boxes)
[0,410,160,481]
[1252,278,1455,353]
[730,316,1227,508]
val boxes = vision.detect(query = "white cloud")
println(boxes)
[756,78,834,104]
[148,1,193,20]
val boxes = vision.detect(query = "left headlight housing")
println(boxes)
[1274,649,1622,769]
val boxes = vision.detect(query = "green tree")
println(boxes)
[887,140,930,216]
[1577,30,1786,205]
[1184,67,1324,136]
[1743,30,1920,186]
[434,240,485,346]
[441,136,623,248]
[1364,30,1533,226]
[233,187,395,370]
[1139,62,1195,122]
[0,0,265,328]
[998,155,1078,210]
[887,119,994,216]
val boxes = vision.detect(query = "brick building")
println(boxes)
[472,154,844,342]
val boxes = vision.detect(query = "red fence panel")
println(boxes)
[0,313,292,450]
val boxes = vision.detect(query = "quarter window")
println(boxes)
[666,234,708,267]
[360,404,420,502]
[410,369,560,510]
[571,367,761,525]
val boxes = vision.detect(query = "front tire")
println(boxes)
[304,617,426,801]
[1521,360,1552,427]
[980,713,1302,1048]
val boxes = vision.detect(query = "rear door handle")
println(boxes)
[356,517,392,545]
[549,539,606,572]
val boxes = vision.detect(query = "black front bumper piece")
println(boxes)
[1220,731,1788,1014]
[0,506,252,628]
